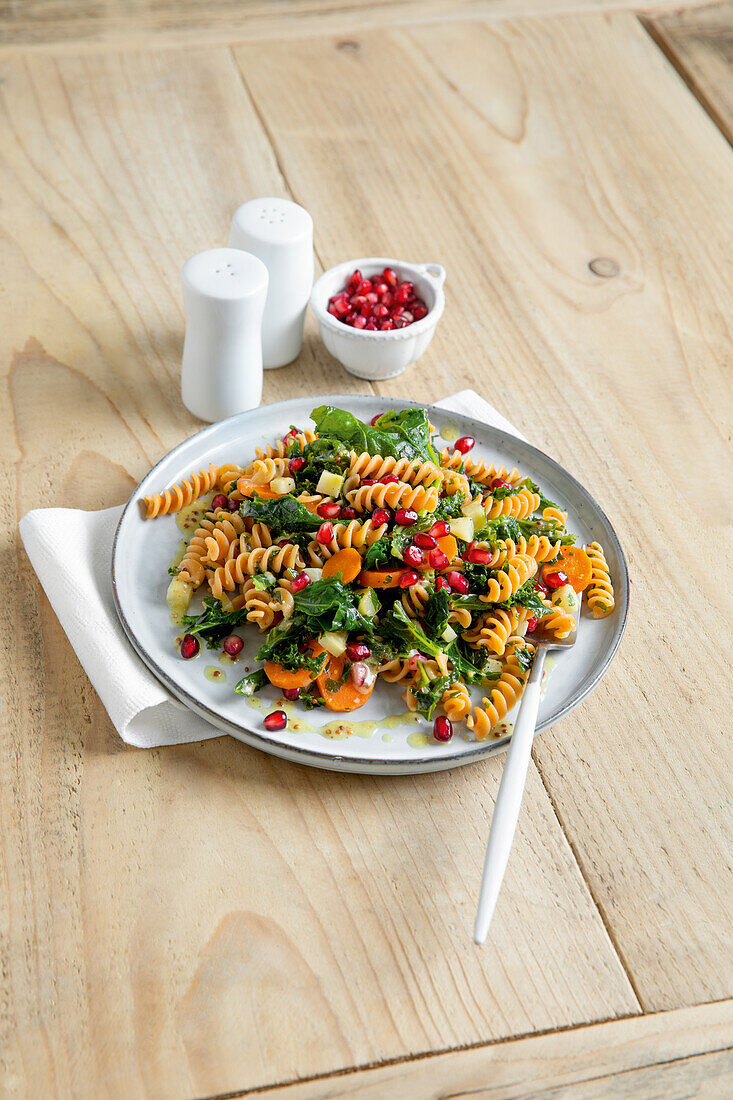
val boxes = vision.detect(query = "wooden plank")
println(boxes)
[0,0,715,55]
[247,999,733,1098]
[646,3,733,145]
[234,8,733,1014]
[0,45,636,1100]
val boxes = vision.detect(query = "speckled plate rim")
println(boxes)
[112,394,629,775]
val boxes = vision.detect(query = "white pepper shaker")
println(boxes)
[180,247,268,422]
[228,197,314,369]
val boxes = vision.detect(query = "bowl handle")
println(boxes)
[417,262,446,289]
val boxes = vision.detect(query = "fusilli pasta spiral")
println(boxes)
[144,465,219,518]
[347,481,439,514]
[585,542,615,618]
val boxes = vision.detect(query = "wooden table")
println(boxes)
[2,1,732,1096]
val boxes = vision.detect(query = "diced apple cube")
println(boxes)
[271,476,296,496]
[316,470,345,497]
[318,630,348,657]
[449,516,475,543]
[461,499,487,528]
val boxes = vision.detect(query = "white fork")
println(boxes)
[473,593,582,944]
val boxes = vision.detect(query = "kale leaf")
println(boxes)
[181,598,247,648]
[297,437,351,493]
[512,643,535,672]
[361,537,393,570]
[255,615,327,673]
[311,405,438,464]
[430,492,467,521]
[424,587,450,641]
[407,673,457,719]
[293,578,375,634]
[502,579,551,616]
[239,493,322,534]
[234,668,268,696]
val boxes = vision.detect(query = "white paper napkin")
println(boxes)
[18,390,524,748]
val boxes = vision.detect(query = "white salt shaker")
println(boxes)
[180,247,268,422]
[228,197,313,368]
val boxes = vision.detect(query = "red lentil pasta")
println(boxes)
[145,405,616,737]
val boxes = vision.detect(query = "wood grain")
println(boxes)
[0,43,638,1100]
[234,9,733,1014]
[0,0,715,54]
[646,2,733,144]
[248,999,733,1098]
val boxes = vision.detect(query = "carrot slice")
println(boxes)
[322,547,362,584]
[237,479,280,499]
[317,653,374,712]
[358,567,408,589]
[544,546,593,592]
[264,642,325,689]
[436,534,458,562]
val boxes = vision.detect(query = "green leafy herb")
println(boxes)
[311,405,438,464]
[167,564,179,577]
[300,691,327,710]
[234,668,268,696]
[430,492,467,521]
[463,562,490,592]
[380,601,444,660]
[239,494,322,534]
[181,598,247,648]
[489,482,522,501]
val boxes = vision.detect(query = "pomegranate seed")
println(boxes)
[400,310,414,324]
[290,572,311,592]
[455,436,475,453]
[373,281,388,296]
[429,520,450,538]
[346,642,371,661]
[535,580,549,597]
[412,303,428,321]
[391,304,405,318]
[283,428,299,440]
[349,268,362,287]
[350,662,368,687]
[316,521,334,544]
[380,474,399,484]
[544,570,569,589]
[357,279,373,295]
[379,319,395,330]
[340,506,356,520]
[223,634,243,656]
[394,282,413,304]
[490,477,512,491]
[333,298,349,317]
[446,571,469,594]
[403,544,424,568]
[399,570,420,588]
[465,543,492,565]
[360,477,378,485]
[369,414,382,426]
[374,304,390,318]
[435,575,450,591]
[289,456,305,473]
[227,496,240,511]
[394,317,410,328]
[345,311,357,324]
[328,303,339,317]
[372,507,391,526]
[352,315,367,329]
[433,715,453,742]
[264,710,287,732]
[394,508,418,526]
[317,501,342,519]
[180,634,199,660]
[365,291,379,304]
[365,319,378,330]
[383,266,398,286]
[413,532,437,549]
[525,616,539,634]
[282,688,301,701]
[428,548,450,570]
[211,493,228,511]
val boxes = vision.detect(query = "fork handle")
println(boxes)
[473,646,547,945]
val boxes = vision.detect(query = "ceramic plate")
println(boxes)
[112,395,629,774]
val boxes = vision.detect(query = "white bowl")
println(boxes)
[310,256,446,380]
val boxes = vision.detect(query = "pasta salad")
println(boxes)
[144,405,615,742]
